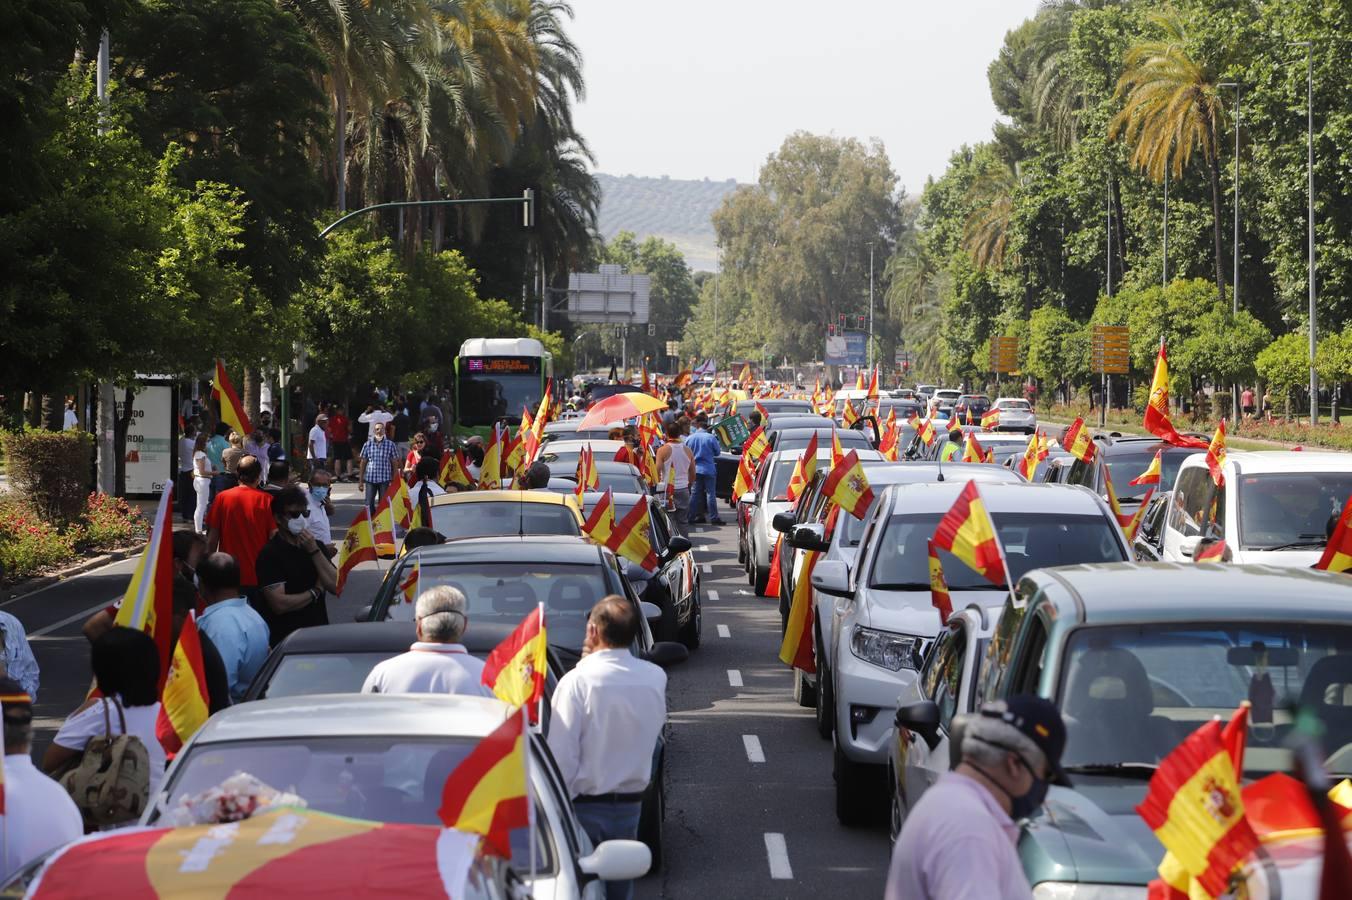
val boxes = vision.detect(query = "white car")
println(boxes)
[1160,450,1352,567]
[144,694,650,899]
[810,481,1132,825]
[988,397,1037,433]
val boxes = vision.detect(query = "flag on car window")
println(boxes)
[438,710,530,858]
[1205,420,1227,486]
[482,606,548,723]
[1315,499,1352,573]
[785,432,818,502]
[398,558,420,607]
[610,495,659,572]
[962,432,987,464]
[778,550,820,672]
[581,488,616,546]
[927,540,952,625]
[842,398,859,428]
[1062,417,1097,464]
[930,480,1007,587]
[1130,450,1163,486]
[438,448,473,489]
[822,450,875,520]
[980,408,1000,431]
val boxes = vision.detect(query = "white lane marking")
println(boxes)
[727,669,743,687]
[717,624,731,639]
[743,734,765,763]
[708,590,720,602]
[765,833,793,879]
[31,598,119,637]
[702,564,713,574]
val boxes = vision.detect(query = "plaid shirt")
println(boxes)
[359,437,401,484]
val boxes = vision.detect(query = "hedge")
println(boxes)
[0,429,93,524]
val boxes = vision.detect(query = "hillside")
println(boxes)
[594,172,741,272]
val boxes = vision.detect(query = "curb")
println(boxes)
[3,543,146,604]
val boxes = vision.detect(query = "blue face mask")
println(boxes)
[311,486,329,501]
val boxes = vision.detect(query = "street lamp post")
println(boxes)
[1290,41,1317,423]
[1219,81,1241,421]
[867,241,875,370]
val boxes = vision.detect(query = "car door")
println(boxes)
[1162,466,1225,561]
[903,621,969,810]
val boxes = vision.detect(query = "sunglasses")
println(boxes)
[283,509,310,519]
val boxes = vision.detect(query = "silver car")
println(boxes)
[811,481,1132,825]
[988,397,1037,433]
[144,694,651,899]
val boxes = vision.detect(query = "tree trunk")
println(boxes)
[334,73,347,213]
[1207,143,1228,306]
[244,367,261,428]
[113,387,134,497]
[40,394,63,431]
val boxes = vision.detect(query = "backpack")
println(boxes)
[59,698,152,831]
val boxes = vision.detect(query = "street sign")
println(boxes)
[989,336,1019,373]
[1092,325,1130,374]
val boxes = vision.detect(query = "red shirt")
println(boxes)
[205,485,277,586]
[328,414,350,443]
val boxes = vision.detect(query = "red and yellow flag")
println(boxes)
[1144,344,1210,448]
[962,432,987,464]
[786,432,819,502]
[841,398,859,428]
[1205,420,1227,486]
[931,481,1007,587]
[439,448,473,489]
[1062,417,1097,464]
[397,558,420,607]
[980,408,1000,431]
[212,360,252,438]
[738,363,753,385]
[582,488,616,546]
[866,366,879,401]
[1131,450,1164,486]
[384,476,414,531]
[438,711,530,858]
[481,606,548,722]
[1315,498,1352,573]
[114,483,176,691]
[1104,465,1151,542]
[743,424,769,463]
[479,426,503,490]
[879,422,900,461]
[155,610,210,755]
[854,370,865,391]
[917,417,937,448]
[336,506,378,595]
[763,536,783,598]
[1136,709,1258,899]
[778,549,820,672]
[611,495,659,572]
[673,369,693,389]
[927,539,953,625]
[1015,431,1040,480]
[821,450,875,520]
[1194,540,1228,563]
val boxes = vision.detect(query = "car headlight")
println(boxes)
[849,626,920,671]
[1032,884,1146,900]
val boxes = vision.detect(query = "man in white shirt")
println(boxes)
[547,596,666,900]
[308,413,329,471]
[0,679,81,882]
[358,403,394,431]
[885,696,1069,900]
[305,469,335,549]
[362,586,489,695]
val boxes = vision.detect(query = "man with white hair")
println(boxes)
[360,586,489,696]
[885,695,1070,900]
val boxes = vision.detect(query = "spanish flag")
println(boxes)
[115,483,176,691]
[1015,432,1040,480]
[1062,416,1097,464]
[1204,420,1227,486]
[503,428,526,480]
[755,400,770,423]
[439,448,473,489]
[1104,465,1151,541]
[1137,710,1258,899]
[212,360,252,439]
[779,549,820,672]
[482,605,548,723]
[739,363,753,385]
[842,398,860,428]
[397,558,420,608]
[854,370,865,391]
[582,488,616,546]
[785,432,819,502]
[822,450,875,520]
[931,481,1007,587]
[763,536,783,598]
[1315,500,1352,573]
[1144,343,1210,448]
[517,405,534,442]
[962,432,987,464]
[673,369,693,389]
[878,423,900,462]
[927,539,952,625]
[1194,540,1228,563]
[980,408,1001,431]
[438,710,530,858]
[575,444,598,508]
[479,426,503,490]
[867,366,880,401]
[336,506,378,595]
[1131,450,1164,486]
[531,381,553,443]
[385,476,414,531]
[743,424,769,463]
[917,417,937,448]
[155,610,210,755]
[611,495,659,572]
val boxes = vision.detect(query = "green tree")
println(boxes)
[599,231,698,369]
[1026,305,1081,389]
[1255,330,1309,420]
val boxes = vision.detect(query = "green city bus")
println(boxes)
[453,337,553,440]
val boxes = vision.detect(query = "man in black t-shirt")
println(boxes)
[255,485,338,647]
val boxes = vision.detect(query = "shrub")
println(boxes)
[0,429,93,524]
[0,495,76,582]
[71,492,145,550]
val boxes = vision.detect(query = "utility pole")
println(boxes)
[713,247,720,371]
[96,30,117,495]
[1290,41,1318,424]
[867,241,875,369]
[1163,169,1169,287]
[1220,81,1242,421]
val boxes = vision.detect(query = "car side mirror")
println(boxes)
[666,535,692,555]
[644,641,689,669]
[739,491,757,506]
[895,700,942,752]
[788,523,830,552]
[579,840,652,883]
[810,559,852,598]
[355,604,373,622]
[640,601,663,624]
[772,511,796,534]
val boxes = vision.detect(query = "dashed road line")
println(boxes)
[717,624,731,638]
[702,564,713,574]
[727,669,744,687]
[764,833,793,879]
[708,590,720,602]
[743,734,765,763]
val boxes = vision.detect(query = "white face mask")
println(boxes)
[286,517,307,535]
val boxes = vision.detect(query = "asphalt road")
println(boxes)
[7,483,892,895]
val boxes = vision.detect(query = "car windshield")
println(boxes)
[1058,623,1352,777]
[869,512,1123,593]
[778,430,869,452]
[261,652,396,698]
[1239,472,1352,550]
[388,561,607,648]
[1103,450,1195,503]
[430,502,579,540]
[161,736,552,872]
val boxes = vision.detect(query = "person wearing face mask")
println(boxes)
[305,469,336,552]
[885,695,1069,900]
[254,485,338,647]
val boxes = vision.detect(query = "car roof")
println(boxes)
[884,481,1107,516]
[766,446,884,465]
[430,490,573,507]
[992,397,1028,404]
[407,535,607,565]
[192,694,513,744]
[776,427,870,439]
[543,439,626,453]
[859,460,1022,485]
[273,620,521,655]
[1095,436,1202,456]
[1028,562,1352,625]
[1180,449,1352,475]
[765,415,835,429]
[756,399,812,410]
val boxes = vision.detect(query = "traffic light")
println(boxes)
[857,315,867,330]
[837,314,847,330]
[827,324,836,337]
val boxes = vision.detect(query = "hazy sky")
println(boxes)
[570,0,1043,195]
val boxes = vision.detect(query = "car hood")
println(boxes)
[1230,548,1322,568]
[859,587,1008,637]
[1020,778,1159,887]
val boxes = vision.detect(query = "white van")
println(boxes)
[1160,450,1352,567]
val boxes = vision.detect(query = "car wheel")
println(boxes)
[678,594,701,650]
[814,637,834,740]
[792,668,816,708]
[753,558,769,595]
[638,776,664,873]
[746,538,758,585]
[737,535,746,564]
[834,743,882,827]
[889,764,906,843]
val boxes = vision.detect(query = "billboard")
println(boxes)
[825,331,867,366]
[564,264,651,324]
[117,383,175,497]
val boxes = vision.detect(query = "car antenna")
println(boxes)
[935,438,945,482]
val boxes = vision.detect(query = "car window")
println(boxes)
[920,630,954,700]
[1103,449,1194,503]
[979,593,1029,705]
[1169,466,1225,539]
[1011,614,1049,696]
[933,627,969,730]
[649,504,672,551]
[1237,472,1352,550]
[430,503,579,540]
[261,652,396,698]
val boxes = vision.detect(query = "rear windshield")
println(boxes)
[778,430,869,452]
[1100,449,1196,503]
[430,502,578,540]
[261,652,396,698]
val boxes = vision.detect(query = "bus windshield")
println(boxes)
[458,356,543,426]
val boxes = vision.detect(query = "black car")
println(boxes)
[951,394,991,420]
[1064,434,1203,515]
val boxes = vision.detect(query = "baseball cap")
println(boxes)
[980,695,1070,786]
[0,676,33,724]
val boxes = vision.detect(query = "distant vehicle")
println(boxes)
[454,337,552,440]
[950,394,991,421]
[538,439,628,473]
[1065,434,1201,518]
[542,460,647,497]
[424,490,584,545]
[987,397,1036,433]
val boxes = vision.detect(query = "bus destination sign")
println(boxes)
[464,357,540,375]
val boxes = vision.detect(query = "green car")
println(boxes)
[894,562,1352,897]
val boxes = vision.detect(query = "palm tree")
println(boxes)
[886,232,948,376]
[1111,9,1229,304]
[962,159,1021,271]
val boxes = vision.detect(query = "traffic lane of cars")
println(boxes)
[637,523,890,899]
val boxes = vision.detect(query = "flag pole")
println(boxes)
[524,704,537,887]
[536,602,546,728]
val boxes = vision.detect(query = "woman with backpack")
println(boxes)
[42,627,165,829]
